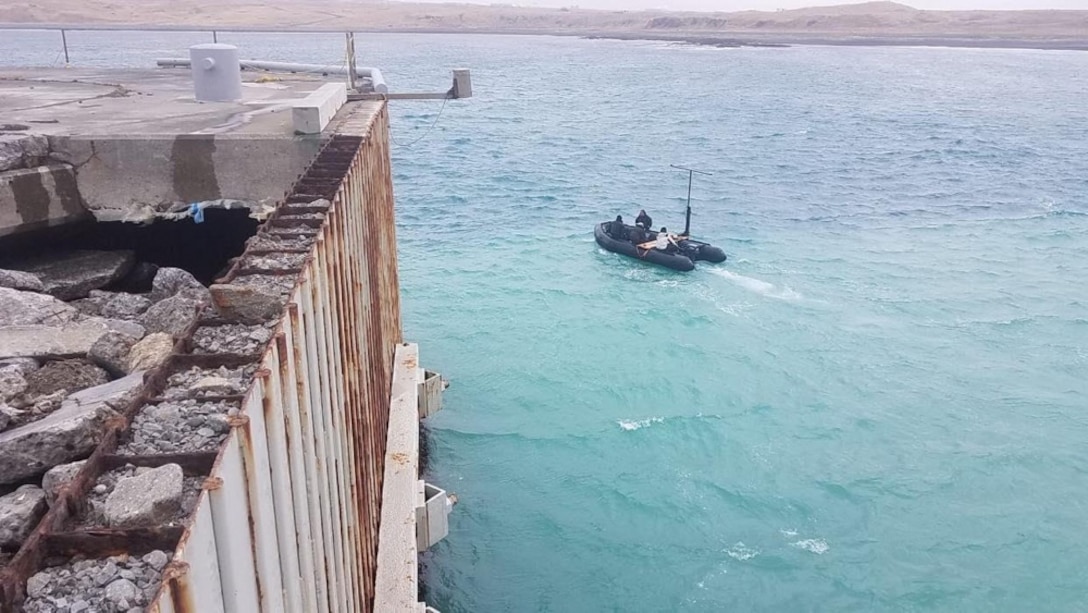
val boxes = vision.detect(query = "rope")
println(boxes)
[391,96,450,149]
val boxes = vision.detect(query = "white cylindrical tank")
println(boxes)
[189,43,243,102]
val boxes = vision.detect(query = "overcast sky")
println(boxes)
[418,0,1088,11]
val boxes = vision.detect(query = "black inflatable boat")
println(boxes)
[594,165,727,272]
[594,223,726,272]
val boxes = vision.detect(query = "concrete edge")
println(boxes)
[374,342,427,611]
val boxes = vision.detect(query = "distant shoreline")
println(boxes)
[3,23,1088,53]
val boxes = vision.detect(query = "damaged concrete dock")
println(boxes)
[0,59,458,612]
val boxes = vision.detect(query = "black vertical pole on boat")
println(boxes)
[671,164,712,237]
[684,169,693,236]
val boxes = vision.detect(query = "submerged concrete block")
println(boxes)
[0,164,88,237]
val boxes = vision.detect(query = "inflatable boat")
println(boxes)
[594,165,727,272]
[594,222,725,272]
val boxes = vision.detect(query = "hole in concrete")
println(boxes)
[0,208,258,286]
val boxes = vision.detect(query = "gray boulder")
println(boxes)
[89,332,138,377]
[0,364,28,404]
[150,267,208,303]
[4,250,135,301]
[87,290,153,320]
[0,269,44,292]
[0,484,47,549]
[0,371,144,484]
[104,463,183,528]
[0,287,79,326]
[41,459,87,507]
[140,293,204,338]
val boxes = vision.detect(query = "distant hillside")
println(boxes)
[2,0,1087,47]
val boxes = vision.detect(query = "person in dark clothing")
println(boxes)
[635,209,653,230]
[610,215,627,241]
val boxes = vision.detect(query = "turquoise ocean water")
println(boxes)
[4,31,1088,612]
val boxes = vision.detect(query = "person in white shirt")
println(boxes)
[655,227,674,252]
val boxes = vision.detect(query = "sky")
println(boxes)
[410,0,1088,10]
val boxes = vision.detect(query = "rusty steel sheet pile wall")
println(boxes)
[0,101,404,613]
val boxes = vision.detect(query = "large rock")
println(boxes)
[0,484,47,549]
[0,320,111,360]
[0,287,79,326]
[104,463,183,528]
[0,403,12,431]
[6,250,135,301]
[41,459,87,508]
[150,268,208,303]
[89,332,138,378]
[0,269,44,292]
[0,364,28,404]
[126,333,174,372]
[0,133,49,172]
[140,293,204,338]
[86,290,153,320]
[209,283,284,324]
[0,371,144,484]
[24,358,109,398]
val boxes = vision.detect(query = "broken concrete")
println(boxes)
[0,287,79,326]
[0,164,87,238]
[104,463,184,529]
[0,371,144,484]
[0,319,111,360]
[0,133,49,172]
[0,484,47,549]
[162,364,256,400]
[120,398,237,455]
[3,250,135,301]
[41,459,87,508]
[80,290,153,320]
[210,282,286,324]
[0,268,44,292]
[0,364,29,404]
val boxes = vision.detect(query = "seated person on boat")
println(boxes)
[609,215,628,240]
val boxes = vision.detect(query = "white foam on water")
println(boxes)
[792,538,830,555]
[708,268,803,301]
[617,417,665,431]
[780,528,798,537]
[725,542,760,561]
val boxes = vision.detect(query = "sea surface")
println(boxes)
[4,30,1088,612]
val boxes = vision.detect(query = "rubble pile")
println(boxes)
[0,195,326,607]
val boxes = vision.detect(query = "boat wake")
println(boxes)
[707,268,803,301]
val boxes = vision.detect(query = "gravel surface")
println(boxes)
[79,465,201,529]
[278,211,326,220]
[160,365,257,400]
[22,551,172,613]
[116,399,238,455]
[238,252,308,270]
[192,322,276,356]
[246,232,315,252]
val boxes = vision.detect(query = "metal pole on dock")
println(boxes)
[345,32,358,92]
[213,30,219,43]
[61,29,69,65]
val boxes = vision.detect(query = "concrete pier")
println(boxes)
[0,68,346,233]
[0,65,453,612]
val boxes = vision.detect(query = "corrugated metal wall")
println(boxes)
[152,101,404,613]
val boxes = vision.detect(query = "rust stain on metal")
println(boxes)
[202,477,225,491]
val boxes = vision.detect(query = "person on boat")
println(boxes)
[610,215,628,241]
[635,209,653,230]
[655,227,677,253]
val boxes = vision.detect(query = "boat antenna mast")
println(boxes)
[670,164,712,237]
